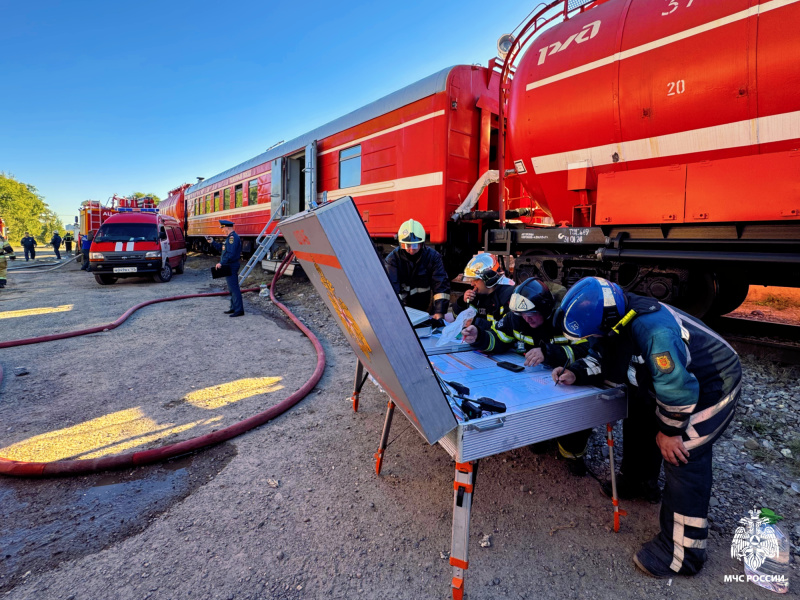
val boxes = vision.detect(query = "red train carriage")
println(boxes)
[489,0,800,317]
[178,65,518,266]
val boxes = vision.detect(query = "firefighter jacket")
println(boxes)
[63,233,74,244]
[50,234,62,248]
[385,246,450,315]
[470,310,587,366]
[569,293,741,450]
[453,284,514,332]
[0,239,15,277]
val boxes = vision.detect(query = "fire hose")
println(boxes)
[8,254,81,272]
[0,251,325,476]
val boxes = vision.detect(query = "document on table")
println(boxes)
[430,351,596,412]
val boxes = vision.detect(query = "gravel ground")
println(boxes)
[0,254,797,599]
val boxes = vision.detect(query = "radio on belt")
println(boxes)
[281,196,628,600]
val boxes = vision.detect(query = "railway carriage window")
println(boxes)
[235,184,243,208]
[205,195,211,213]
[249,179,258,205]
[224,188,231,210]
[214,191,220,212]
[339,145,361,189]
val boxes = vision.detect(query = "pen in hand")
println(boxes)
[554,359,572,386]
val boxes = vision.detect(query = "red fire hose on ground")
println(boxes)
[0,252,325,477]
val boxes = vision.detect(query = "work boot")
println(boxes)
[600,474,661,503]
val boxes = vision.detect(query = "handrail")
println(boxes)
[496,0,600,229]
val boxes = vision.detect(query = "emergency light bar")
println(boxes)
[116,207,159,213]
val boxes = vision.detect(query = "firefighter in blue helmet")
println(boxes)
[552,276,741,578]
[385,219,450,319]
[208,220,243,317]
[462,277,593,475]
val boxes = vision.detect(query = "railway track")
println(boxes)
[709,316,800,365]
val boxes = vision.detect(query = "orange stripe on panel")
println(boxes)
[293,251,342,269]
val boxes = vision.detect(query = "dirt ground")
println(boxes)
[0,253,797,599]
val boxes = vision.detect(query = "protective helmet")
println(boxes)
[397,219,425,244]
[509,278,555,318]
[463,253,501,287]
[553,277,626,340]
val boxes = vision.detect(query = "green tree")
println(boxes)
[0,173,64,244]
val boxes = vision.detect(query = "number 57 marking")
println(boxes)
[663,0,694,16]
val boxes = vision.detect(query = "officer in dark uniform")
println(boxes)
[209,220,244,317]
[21,232,37,261]
[385,219,450,319]
[50,231,62,260]
[63,231,74,254]
[462,278,593,475]
[452,253,514,332]
[552,276,741,578]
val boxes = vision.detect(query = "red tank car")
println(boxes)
[507,0,800,226]
[158,184,190,230]
[489,0,800,317]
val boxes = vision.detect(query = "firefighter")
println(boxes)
[385,219,449,319]
[207,220,243,317]
[452,253,514,331]
[0,235,16,289]
[462,278,593,475]
[80,231,93,270]
[20,232,37,261]
[63,231,74,254]
[552,276,741,577]
[50,231,62,260]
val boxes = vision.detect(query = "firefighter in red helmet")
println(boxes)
[385,219,450,319]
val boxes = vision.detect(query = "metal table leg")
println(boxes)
[373,401,395,476]
[606,423,626,532]
[450,460,478,600]
[349,358,368,412]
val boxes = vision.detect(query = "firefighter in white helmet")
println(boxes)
[385,219,450,319]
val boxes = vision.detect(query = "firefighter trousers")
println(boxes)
[636,444,713,575]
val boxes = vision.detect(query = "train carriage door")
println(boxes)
[286,152,303,216]
[271,157,284,218]
[304,140,317,209]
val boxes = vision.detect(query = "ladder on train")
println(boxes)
[238,199,286,283]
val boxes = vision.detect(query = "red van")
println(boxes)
[88,211,187,284]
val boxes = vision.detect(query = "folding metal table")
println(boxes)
[282,197,627,599]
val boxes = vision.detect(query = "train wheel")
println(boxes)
[709,276,750,316]
[675,271,718,319]
[515,249,559,284]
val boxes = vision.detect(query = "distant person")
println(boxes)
[207,220,243,317]
[80,231,94,271]
[63,231,74,254]
[0,235,16,289]
[50,231,62,260]
[21,232,37,261]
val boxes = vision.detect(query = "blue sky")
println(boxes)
[0,1,534,224]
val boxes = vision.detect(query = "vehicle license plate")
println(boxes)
[113,267,137,273]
